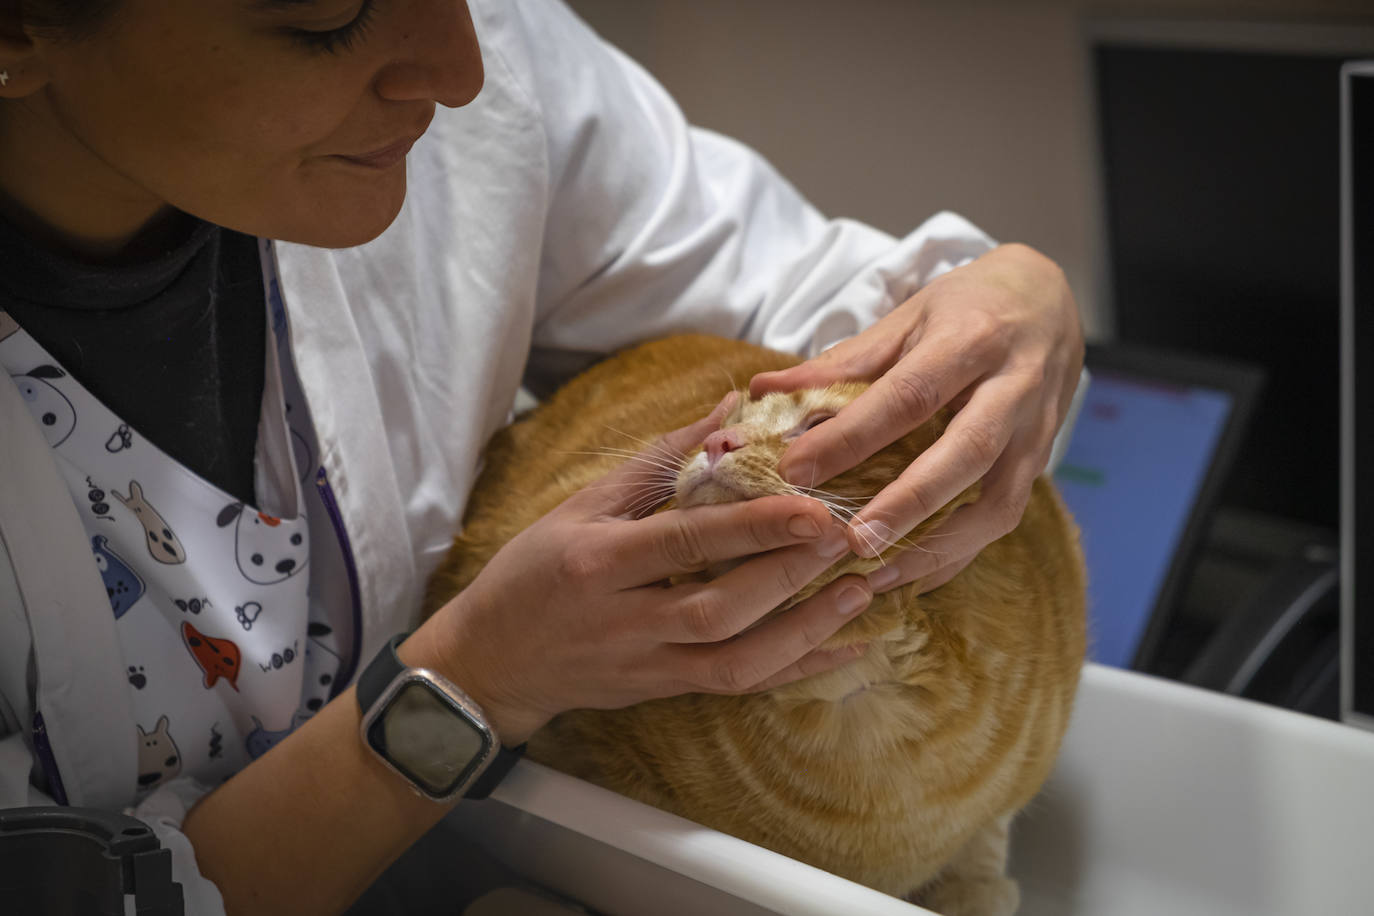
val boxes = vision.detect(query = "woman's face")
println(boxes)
[4,0,483,249]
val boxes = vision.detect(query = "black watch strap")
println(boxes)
[356,633,409,712]
[356,633,525,800]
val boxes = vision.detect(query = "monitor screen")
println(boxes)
[1341,62,1374,730]
[1056,367,1235,669]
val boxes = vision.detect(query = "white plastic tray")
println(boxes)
[444,664,1374,915]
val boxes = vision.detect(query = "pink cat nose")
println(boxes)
[704,427,746,467]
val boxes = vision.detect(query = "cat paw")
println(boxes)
[913,875,1020,916]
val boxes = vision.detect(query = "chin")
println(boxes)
[272,167,409,249]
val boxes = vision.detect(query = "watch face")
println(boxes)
[366,678,492,798]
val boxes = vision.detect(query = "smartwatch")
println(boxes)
[356,633,524,802]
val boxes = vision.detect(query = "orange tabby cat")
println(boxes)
[425,334,1086,915]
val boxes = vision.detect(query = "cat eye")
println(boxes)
[784,413,834,440]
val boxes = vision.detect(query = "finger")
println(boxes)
[865,439,1043,588]
[652,526,854,644]
[914,554,975,595]
[863,529,977,595]
[848,373,1033,556]
[737,642,870,692]
[776,329,988,488]
[682,575,873,694]
[601,494,834,588]
[578,392,738,516]
[748,329,903,398]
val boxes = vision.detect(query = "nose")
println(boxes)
[375,1,485,109]
[704,427,747,467]
[276,559,297,575]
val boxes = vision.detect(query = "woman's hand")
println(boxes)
[411,398,873,746]
[750,242,1084,595]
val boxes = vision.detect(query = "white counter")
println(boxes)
[445,664,1374,915]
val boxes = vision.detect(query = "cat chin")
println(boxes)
[675,478,745,506]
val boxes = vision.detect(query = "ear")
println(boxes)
[0,12,53,99]
[128,481,143,501]
[154,715,170,735]
[216,503,244,528]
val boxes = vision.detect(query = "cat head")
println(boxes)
[671,383,977,607]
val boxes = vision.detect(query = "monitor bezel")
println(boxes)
[1079,342,1263,672]
[1341,61,1374,732]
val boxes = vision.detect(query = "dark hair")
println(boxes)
[20,0,120,40]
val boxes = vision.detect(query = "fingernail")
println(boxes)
[817,527,850,559]
[867,565,902,591]
[788,515,822,539]
[851,521,887,558]
[838,586,870,616]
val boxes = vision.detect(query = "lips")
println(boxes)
[335,134,422,170]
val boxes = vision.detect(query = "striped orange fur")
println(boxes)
[425,335,1086,914]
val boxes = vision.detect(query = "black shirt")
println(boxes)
[0,213,266,506]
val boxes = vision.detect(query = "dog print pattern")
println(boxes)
[136,716,182,792]
[181,621,242,692]
[1,259,343,798]
[114,480,187,565]
[12,364,76,448]
[216,502,309,585]
[92,534,145,619]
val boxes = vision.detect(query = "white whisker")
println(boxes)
[558,449,685,476]
[603,425,686,460]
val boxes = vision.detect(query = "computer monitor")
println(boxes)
[1090,19,1374,532]
[1054,344,1261,671]
[1341,62,1374,731]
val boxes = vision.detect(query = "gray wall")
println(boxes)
[567,0,1374,338]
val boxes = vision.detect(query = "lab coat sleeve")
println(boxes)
[499,0,997,395]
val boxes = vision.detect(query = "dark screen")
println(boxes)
[1096,45,1345,527]
[1351,72,1374,720]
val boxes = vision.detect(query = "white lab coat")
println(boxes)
[0,0,996,911]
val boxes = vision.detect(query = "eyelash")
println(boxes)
[288,0,380,55]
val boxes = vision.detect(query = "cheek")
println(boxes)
[47,25,393,245]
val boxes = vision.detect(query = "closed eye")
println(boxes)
[784,413,834,440]
[285,0,380,55]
